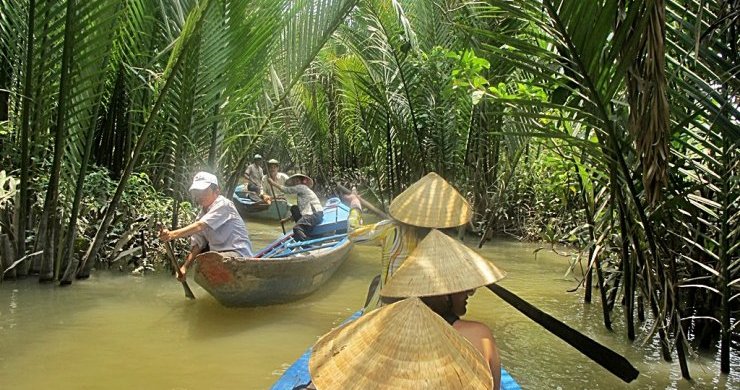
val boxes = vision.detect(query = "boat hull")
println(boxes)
[192,238,353,307]
[235,198,291,221]
[232,184,291,220]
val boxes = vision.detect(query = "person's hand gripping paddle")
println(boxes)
[157,223,195,300]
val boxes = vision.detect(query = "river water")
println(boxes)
[0,219,737,389]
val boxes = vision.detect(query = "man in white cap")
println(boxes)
[244,154,264,193]
[159,172,254,279]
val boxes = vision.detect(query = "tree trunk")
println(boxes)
[60,91,105,285]
[0,234,16,279]
[16,0,36,275]
[38,0,77,282]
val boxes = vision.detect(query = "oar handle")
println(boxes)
[157,223,196,300]
[263,162,287,234]
[487,284,638,382]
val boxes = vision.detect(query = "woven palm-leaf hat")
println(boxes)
[388,172,472,228]
[309,297,493,390]
[285,173,314,188]
[381,229,506,298]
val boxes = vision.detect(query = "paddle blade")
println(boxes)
[487,284,639,383]
[182,281,196,300]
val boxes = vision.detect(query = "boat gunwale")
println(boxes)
[196,237,352,266]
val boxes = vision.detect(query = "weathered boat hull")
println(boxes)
[192,238,353,307]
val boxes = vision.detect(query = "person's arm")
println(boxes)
[481,330,501,390]
[348,219,394,243]
[159,221,208,242]
[267,177,288,192]
[455,321,501,390]
[177,243,203,281]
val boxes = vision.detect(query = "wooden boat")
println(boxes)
[232,184,290,220]
[270,309,522,390]
[192,198,353,307]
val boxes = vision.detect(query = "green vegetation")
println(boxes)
[0,0,737,378]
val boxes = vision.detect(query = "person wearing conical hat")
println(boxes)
[268,173,323,241]
[381,229,507,389]
[349,172,472,287]
[307,297,493,389]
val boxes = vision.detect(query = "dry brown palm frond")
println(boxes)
[625,0,670,206]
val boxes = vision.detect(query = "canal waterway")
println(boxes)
[0,218,737,389]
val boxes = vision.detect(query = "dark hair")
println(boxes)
[420,295,454,317]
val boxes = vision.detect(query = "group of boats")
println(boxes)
[185,184,521,389]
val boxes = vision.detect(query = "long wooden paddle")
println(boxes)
[263,162,287,234]
[363,274,382,308]
[488,284,638,382]
[334,183,638,382]
[157,224,195,300]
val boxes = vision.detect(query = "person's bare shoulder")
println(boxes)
[454,319,495,339]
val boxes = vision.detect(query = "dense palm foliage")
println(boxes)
[0,0,737,378]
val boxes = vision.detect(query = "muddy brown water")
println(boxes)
[1,219,738,389]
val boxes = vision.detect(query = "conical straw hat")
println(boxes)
[285,173,314,187]
[309,297,493,390]
[381,229,506,298]
[389,172,472,228]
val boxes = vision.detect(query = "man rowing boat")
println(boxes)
[260,158,288,202]
[159,172,254,279]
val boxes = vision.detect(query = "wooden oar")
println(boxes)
[488,284,638,382]
[263,162,287,234]
[363,274,381,308]
[157,224,195,300]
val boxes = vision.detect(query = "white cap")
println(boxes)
[189,172,218,191]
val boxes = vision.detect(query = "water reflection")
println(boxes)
[0,221,737,389]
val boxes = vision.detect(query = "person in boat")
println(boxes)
[267,174,323,241]
[159,172,254,279]
[244,154,264,193]
[380,229,507,390]
[349,172,472,286]
[307,297,494,390]
[260,158,289,203]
